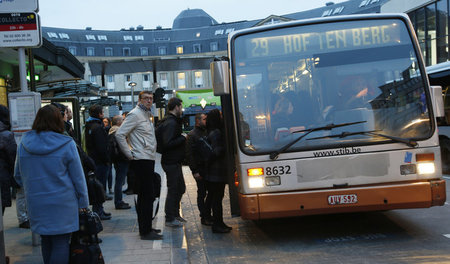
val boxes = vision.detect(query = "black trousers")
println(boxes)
[195,176,212,219]
[206,181,225,226]
[130,159,155,235]
[162,163,186,222]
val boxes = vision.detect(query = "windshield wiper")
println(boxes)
[269,121,366,160]
[307,130,418,148]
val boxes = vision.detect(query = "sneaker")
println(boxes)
[115,202,131,210]
[99,213,111,220]
[201,218,213,226]
[102,210,112,216]
[212,225,231,233]
[152,228,161,233]
[165,219,183,227]
[140,231,163,240]
[19,221,30,229]
[175,216,187,223]
[105,195,113,201]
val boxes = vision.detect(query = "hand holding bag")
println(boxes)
[78,209,103,236]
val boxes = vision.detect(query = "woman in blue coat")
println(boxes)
[14,104,89,264]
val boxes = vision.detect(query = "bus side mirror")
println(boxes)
[431,85,445,118]
[211,61,230,96]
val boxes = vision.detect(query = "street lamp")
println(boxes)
[128,81,137,108]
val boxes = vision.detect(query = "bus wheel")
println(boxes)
[440,138,450,174]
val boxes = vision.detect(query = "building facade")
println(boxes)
[39,0,449,114]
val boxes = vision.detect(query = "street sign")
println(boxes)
[0,12,41,47]
[0,0,39,12]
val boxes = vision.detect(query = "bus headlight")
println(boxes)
[248,177,264,188]
[416,153,436,175]
[417,162,435,175]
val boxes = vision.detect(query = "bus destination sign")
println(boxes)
[243,21,402,58]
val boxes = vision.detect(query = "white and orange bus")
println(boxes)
[211,13,446,220]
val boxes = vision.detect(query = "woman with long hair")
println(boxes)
[14,104,89,264]
[205,109,232,233]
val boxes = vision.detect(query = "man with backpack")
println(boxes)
[108,115,131,210]
[115,91,162,240]
[156,97,187,228]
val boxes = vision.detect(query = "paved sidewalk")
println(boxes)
[2,156,188,264]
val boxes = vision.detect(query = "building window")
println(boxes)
[86,35,96,40]
[140,47,149,56]
[87,47,95,56]
[332,6,345,15]
[123,47,131,56]
[215,29,224,35]
[193,44,201,53]
[98,35,107,41]
[105,47,113,56]
[68,46,76,55]
[176,45,184,54]
[143,74,151,89]
[177,72,186,89]
[135,35,144,41]
[123,35,133,41]
[195,71,203,87]
[159,46,167,55]
[89,75,97,83]
[58,33,69,39]
[159,72,168,88]
[107,75,114,82]
[210,42,218,51]
[125,74,132,82]
[47,32,58,38]
[225,28,234,34]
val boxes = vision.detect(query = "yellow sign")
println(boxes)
[0,78,7,106]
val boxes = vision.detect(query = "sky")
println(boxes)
[37,0,346,30]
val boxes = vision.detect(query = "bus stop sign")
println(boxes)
[0,12,42,48]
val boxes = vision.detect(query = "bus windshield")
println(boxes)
[232,18,432,155]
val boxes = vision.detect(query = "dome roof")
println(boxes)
[172,9,218,29]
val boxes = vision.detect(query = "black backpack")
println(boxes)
[107,132,124,163]
[155,119,166,154]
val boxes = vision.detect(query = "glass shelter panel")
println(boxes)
[232,19,432,155]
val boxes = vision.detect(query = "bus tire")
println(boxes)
[440,137,450,174]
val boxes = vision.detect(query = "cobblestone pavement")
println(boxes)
[2,155,188,264]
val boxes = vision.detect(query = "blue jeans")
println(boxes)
[41,233,71,264]
[114,161,129,205]
[95,164,109,191]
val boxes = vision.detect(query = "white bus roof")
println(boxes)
[426,61,450,74]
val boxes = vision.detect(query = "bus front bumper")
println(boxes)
[238,179,446,220]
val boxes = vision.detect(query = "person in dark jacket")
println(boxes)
[205,109,232,233]
[84,104,111,220]
[186,113,212,225]
[108,115,131,209]
[158,97,187,227]
[0,105,16,214]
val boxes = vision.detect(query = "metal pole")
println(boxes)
[18,48,28,93]
[131,86,135,108]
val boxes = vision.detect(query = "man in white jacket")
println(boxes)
[115,91,162,240]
